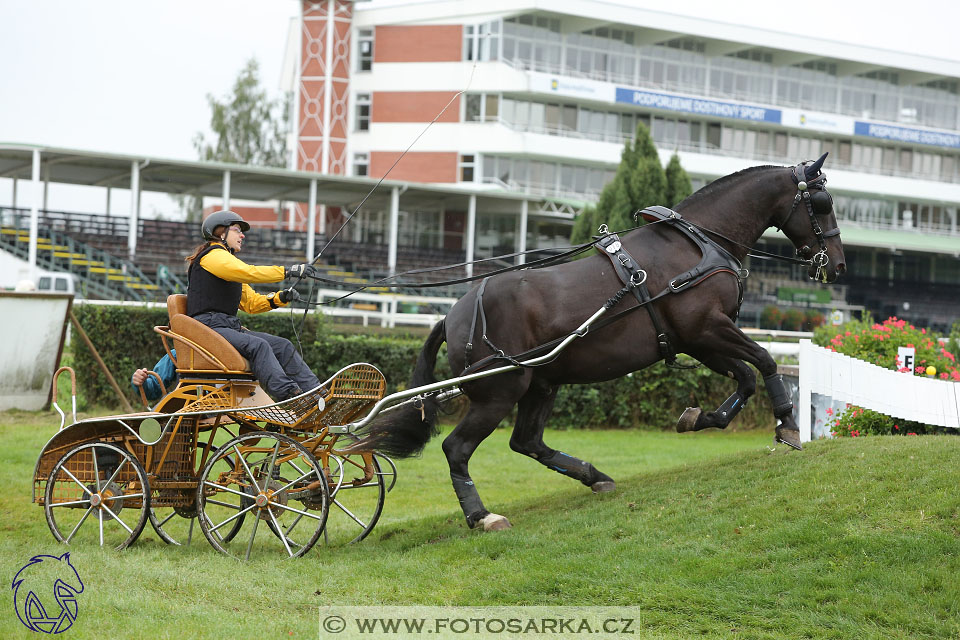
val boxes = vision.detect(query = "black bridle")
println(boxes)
[776,158,842,281]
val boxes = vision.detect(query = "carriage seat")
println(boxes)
[165,294,252,374]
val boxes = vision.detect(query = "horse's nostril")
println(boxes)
[837,263,846,274]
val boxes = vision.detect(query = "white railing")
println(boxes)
[798,339,960,441]
[314,288,456,328]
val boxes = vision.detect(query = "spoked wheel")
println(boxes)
[196,432,329,560]
[44,442,150,550]
[148,444,244,546]
[321,452,394,545]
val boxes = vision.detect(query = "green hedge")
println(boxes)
[71,305,772,429]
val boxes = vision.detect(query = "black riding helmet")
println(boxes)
[201,210,250,241]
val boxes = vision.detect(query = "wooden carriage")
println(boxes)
[34,295,395,559]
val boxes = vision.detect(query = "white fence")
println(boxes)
[313,289,455,328]
[798,339,960,441]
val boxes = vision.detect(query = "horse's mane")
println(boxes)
[676,164,781,210]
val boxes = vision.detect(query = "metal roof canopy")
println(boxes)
[0,143,558,212]
[0,143,575,277]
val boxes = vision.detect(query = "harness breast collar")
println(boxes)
[595,206,746,367]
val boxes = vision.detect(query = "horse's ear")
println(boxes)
[806,152,828,179]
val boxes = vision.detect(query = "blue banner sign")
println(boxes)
[854,121,960,149]
[615,88,781,123]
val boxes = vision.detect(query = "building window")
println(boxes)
[465,94,481,122]
[353,153,369,177]
[355,93,371,131]
[464,21,501,61]
[459,154,475,182]
[358,29,374,71]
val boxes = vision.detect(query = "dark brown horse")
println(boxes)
[356,155,845,531]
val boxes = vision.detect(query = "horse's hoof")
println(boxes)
[591,481,616,493]
[479,514,512,532]
[677,407,701,433]
[775,427,803,451]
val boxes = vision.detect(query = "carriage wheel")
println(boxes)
[44,442,150,551]
[321,452,393,545]
[196,432,329,560]
[148,443,245,546]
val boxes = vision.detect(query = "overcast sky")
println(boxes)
[0,0,957,215]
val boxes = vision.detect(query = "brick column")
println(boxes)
[299,0,352,175]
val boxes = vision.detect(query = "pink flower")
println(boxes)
[906,343,914,348]
[952,370,960,381]
[907,432,918,436]
[915,366,926,374]
[851,430,860,437]
[826,407,834,416]
[894,424,899,430]
[921,329,926,334]
[941,372,949,380]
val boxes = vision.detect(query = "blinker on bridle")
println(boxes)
[776,155,841,282]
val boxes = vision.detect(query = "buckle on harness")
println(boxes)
[630,270,647,287]
[669,278,690,292]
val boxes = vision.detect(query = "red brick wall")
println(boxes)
[374,25,462,63]
[372,91,460,123]
[370,151,458,182]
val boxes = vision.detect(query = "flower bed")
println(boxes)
[814,316,960,437]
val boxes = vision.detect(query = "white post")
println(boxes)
[128,161,140,260]
[222,170,231,211]
[465,194,476,278]
[388,187,399,275]
[28,150,40,273]
[11,177,17,208]
[799,339,812,443]
[106,186,111,215]
[319,204,327,236]
[307,179,318,262]
[517,199,528,265]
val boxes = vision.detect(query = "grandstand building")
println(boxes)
[291,0,960,329]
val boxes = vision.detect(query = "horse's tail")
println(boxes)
[353,319,446,458]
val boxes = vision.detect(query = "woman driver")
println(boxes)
[185,209,320,401]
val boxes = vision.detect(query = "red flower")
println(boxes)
[851,430,860,437]
[894,425,899,430]
[941,372,949,380]
[907,432,918,436]
[915,366,925,374]
[952,370,960,381]
[826,407,834,416]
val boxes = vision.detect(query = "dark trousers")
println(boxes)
[193,312,320,400]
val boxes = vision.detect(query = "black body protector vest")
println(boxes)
[187,244,242,317]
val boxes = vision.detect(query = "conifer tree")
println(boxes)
[570,122,671,244]
[665,153,694,206]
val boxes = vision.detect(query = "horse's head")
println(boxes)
[775,153,846,283]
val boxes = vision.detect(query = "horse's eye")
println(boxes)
[797,245,813,258]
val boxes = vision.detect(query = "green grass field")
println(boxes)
[2,409,958,639]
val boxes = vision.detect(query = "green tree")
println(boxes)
[570,122,669,244]
[664,152,693,206]
[178,58,291,221]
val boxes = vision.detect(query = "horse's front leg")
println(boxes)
[689,319,802,450]
[677,354,756,432]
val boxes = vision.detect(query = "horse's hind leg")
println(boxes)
[442,398,517,531]
[677,355,756,432]
[509,380,616,493]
